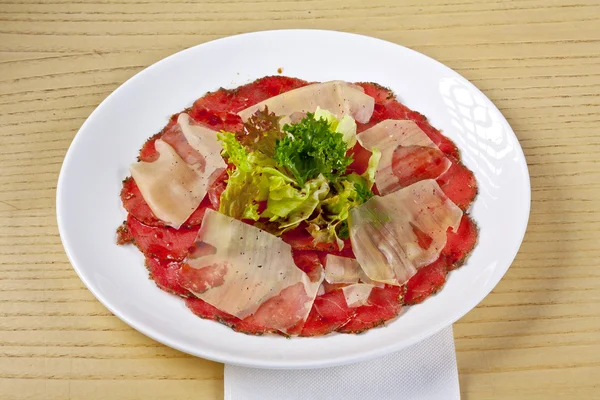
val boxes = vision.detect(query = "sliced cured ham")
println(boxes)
[349,179,463,286]
[181,209,323,334]
[357,119,451,196]
[238,81,375,124]
[130,114,226,229]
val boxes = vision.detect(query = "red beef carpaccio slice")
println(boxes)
[355,82,478,211]
[118,76,479,336]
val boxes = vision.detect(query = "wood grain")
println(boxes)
[0,0,599,398]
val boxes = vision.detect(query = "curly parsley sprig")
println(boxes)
[274,113,353,186]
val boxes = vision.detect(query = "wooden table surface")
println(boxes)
[1,0,599,399]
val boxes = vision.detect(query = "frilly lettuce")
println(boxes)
[314,107,357,148]
[307,174,373,248]
[262,174,330,230]
[363,148,381,189]
[218,132,330,230]
[274,112,352,185]
[218,132,271,220]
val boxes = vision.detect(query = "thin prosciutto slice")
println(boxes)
[130,113,226,229]
[237,81,375,124]
[349,179,463,286]
[357,119,451,196]
[179,209,323,334]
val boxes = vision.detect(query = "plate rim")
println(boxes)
[56,29,531,369]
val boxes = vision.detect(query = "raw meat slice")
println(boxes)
[121,177,162,226]
[300,290,357,337]
[185,297,238,327]
[126,214,199,261]
[185,297,276,336]
[145,257,189,297]
[187,107,244,133]
[391,145,450,188]
[355,82,393,103]
[403,258,448,305]
[337,285,403,333]
[242,282,315,334]
[207,168,228,210]
[138,114,180,163]
[442,214,478,269]
[436,161,478,211]
[192,76,309,114]
[292,250,325,283]
[116,221,133,245]
[347,142,373,175]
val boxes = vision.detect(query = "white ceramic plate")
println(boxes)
[57,30,530,369]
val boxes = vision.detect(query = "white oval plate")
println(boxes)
[57,30,530,369]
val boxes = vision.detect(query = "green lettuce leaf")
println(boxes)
[307,213,344,250]
[274,112,352,185]
[262,174,330,230]
[363,147,381,189]
[218,132,330,228]
[307,174,374,248]
[313,107,357,148]
[218,132,274,220]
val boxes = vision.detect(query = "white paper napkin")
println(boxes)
[224,326,459,400]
